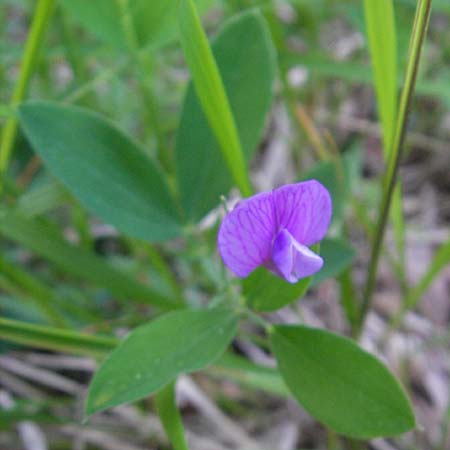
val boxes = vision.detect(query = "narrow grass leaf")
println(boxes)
[0,317,117,357]
[85,308,238,416]
[363,0,398,157]
[271,325,416,438]
[177,0,252,198]
[176,10,276,221]
[19,101,181,242]
[363,0,406,272]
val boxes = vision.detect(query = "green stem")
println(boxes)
[357,0,433,335]
[0,0,55,186]
[155,381,190,450]
[0,317,117,357]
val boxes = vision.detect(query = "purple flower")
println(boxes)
[218,180,332,283]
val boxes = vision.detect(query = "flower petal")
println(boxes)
[218,192,276,277]
[271,229,323,283]
[273,180,332,245]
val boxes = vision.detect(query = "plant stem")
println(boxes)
[0,0,55,189]
[357,0,433,335]
[0,317,117,357]
[155,381,190,450]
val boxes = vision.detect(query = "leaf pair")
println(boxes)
[87,307,415,439]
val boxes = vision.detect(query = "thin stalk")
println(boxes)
[0,0,55,188]
[155,381,190,450]
[0,317,117,357]
[358,0,433,335]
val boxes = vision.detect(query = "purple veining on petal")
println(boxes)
[218,192,276,277]
[271,229,323,283]
[273,180,332,246]
[218,180,331,281]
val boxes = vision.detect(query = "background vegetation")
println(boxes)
[0,0,449,449]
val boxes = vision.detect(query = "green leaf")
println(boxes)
[86,308,238,415]
[0,207,180,310]
[155,382,190,450]
[18,101,181,242]
[243,238,355,312]
[302,162,345,227]
[363,1,406,275]
[0,317,287,400]
[177,0,252,197]
[243,267,311,312]
[311,238,356,286]
[363,0,397,156]
[176,10,276,221]
[243,243,320,313]
[271,325,416,438]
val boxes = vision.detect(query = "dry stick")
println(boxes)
[357,0,433,337]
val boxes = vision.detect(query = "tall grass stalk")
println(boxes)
[0,0,55,190]
[358,0,433,334]
[363,0,408,293]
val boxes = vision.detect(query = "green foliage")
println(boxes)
[0,207,179,310]
[244,266,311,312]
[363,0,398,156]
[271,325,416,438]
[176,9,276,221]
[0,0,443,444]
[0,317,117,357]
[311,238,356,286]
[177,0,252,197]
[60,0,213,51]
[86,308,238,415]
[302,161,345,226]
[19,101,182,242]
[155,382,189,450]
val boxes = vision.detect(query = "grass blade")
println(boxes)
[177,0,252,196]
[0,317,117,357]
[364,0,406,279]
[0,0,55,185]
[363,0,397,156]
[359,0,433,333]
